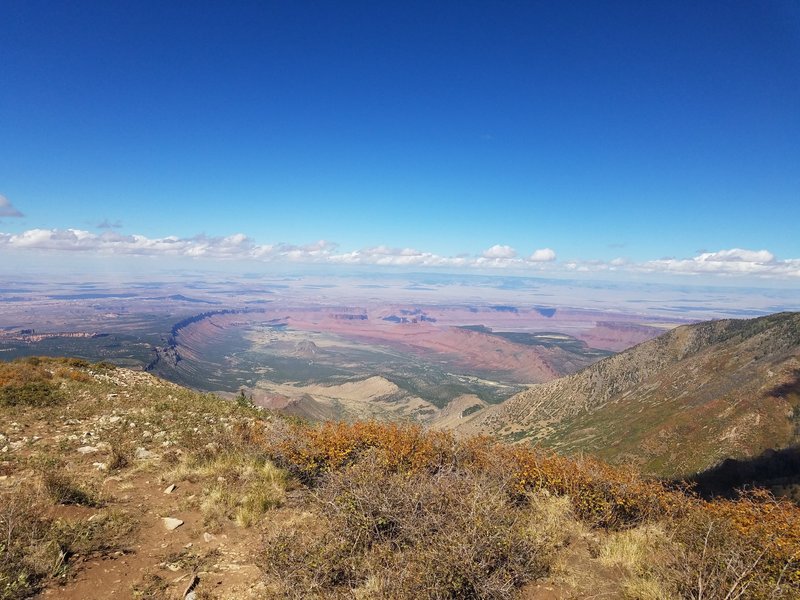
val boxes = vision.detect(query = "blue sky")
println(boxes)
[1,1,799,281]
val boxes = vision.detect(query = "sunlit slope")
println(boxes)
[459,312,800,477]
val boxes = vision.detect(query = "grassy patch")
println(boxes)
[166,453,287,531]
[0,483,135,599]
[42,472,103,507]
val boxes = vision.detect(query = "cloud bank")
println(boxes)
[0,228,797,279]
[0,229,558,270]
[640,249,800,278]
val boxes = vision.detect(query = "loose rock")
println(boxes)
[135,447,154,459]
[162,517,184,531]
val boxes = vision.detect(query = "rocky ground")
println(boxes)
[3,358,799,599]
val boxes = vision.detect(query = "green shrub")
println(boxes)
[0,382,61,408]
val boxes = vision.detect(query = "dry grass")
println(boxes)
[599,525,678,599]
[165,452,287,531]
[41,471,103,507]
[0,482,135,599]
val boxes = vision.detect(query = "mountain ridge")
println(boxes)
[457,312,800,477]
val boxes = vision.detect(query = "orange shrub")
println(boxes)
[269,420,462,481]
[262,418,800,593]
[699,490,800,589]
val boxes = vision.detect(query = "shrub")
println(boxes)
[0,357,93,407]
[265,419,800,597]
[263,452,570,599]
[662,491,800,599]
[267,420,678,529]
[0,382,61,408]
[269,420,489,483]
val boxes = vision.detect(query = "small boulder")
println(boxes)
[162,517,184,531]
[163,484,176,494]
[77,445,98,454]
[135,447,154,460]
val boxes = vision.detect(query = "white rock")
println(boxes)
[135,447,154,460]
[162,517,184,531]
[163,484,176,494]
[108,416,122,423]
[77,446,98,454]
[93,462,108,471]
[203,532,215,542]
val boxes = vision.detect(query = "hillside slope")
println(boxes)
[458,312,800,477]
[3,357,800,599]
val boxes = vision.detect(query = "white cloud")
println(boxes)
[0,195,24,217]
[482,244,517,259]
[2,229,797,280]
[565,248,799,279]
[528,248,556,262]
[0,228,561,272]
[640,248,798,277]
[694,248,774,263]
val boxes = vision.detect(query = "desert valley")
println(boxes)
[3,1,800,598]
